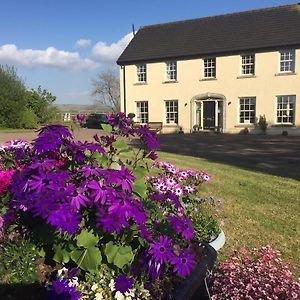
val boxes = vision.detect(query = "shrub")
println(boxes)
[20,109,38,129]
[210,245,300,299]
[258,115,268,133]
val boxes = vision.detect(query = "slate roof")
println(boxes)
[117,4,300,65]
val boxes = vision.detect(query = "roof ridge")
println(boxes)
[140,3,300,29]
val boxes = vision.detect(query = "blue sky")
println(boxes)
[0,0,295,104]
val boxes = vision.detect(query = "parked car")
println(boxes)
[83,113,108,129]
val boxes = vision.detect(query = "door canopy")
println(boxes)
[191,92,226,102]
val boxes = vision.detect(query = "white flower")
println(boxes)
[91,283,99,291]
[68,276,79,287]
[57,267,68,279]
[109,279,115,291]
[95,292,103,300]
[115,291,125,300]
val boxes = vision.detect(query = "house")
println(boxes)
[117,4,300,134]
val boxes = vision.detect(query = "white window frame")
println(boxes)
[241,54,255,75]
[276,95,296,125]
[136,101,149,123]
[239,97,256,124]
[166,61,177,81]
[203,57,216,78]
[165,100,178,124]
[136,64,147,82]
[279,50,295,73]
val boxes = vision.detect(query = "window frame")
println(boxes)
[279,50,295,73]
[239,97,256,124]
[165,100,178,125]
[276,95,296,125]
[166,61,177,81]
[203,57,216,78]
[136,101,149,124]
[136,64,147,83]
[241,54,255,76]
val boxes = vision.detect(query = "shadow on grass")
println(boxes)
[0,283,47,299]
[154,133,300,181]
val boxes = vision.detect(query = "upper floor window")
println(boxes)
[239,97,256,124]
[276,95,295,124]
[165,100,178,124]
[279,50,295,73]
[166,61,177,81]
[136,101,148,123]
[137,64,147,82]
[241,54,255,75]
[204,58,216,78]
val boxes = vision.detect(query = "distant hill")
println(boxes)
[55,104,112,113]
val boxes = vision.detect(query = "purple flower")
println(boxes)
[48,279,81,300]
[88,180,107,204]
[136,125,160,151]
[149,235,173,264]
[168,215,195,241]
[75,114,86,123]
[47,204,81,234]
[170,247,196,277]
[70,187,90,210]
[115,274,134,293]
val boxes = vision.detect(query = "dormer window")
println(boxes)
[279,50,295,73]
[137,64,147,82]
[166,61,177,81]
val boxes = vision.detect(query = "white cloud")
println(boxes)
[75,39,92,48]
[0,44,98,70]
[91,32,134,62]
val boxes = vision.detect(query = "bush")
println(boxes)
[211,245,300,299]
[258,115,268,133]
[20,109,38,129]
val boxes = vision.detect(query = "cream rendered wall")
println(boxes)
[120,49,300,134]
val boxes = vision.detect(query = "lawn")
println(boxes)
[157,151,300,273]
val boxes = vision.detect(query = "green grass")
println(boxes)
[157,151,300,273]
[0,128,35,133]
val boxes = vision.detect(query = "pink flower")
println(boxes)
[0,169,15,196]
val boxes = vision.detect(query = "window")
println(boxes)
[137,64,147,82]
[204,58,216,78]
[241,54,255,75]
[279,50,295,72]
[136,101,148,123]
[166,61,177,80]
[276,95,295,124]
[165,100,178,124]
[239,97,256,124]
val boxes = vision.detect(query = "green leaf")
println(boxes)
[71,246,102,272]
[132,166,147,180]
[112,139,129,152]
[53,245,70,263]
[101,124,112,133]
[110,161,121,170]
[76,230,99,248]
[104,242,134,269]
[91,152,107,167]
[133,179,147,198]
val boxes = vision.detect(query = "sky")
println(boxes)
[0,0,295,104]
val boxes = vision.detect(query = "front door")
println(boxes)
[203,101,215,129]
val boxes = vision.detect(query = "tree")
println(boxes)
[0,65,26,128]
[91,70,120,112]
[25,86,57,124]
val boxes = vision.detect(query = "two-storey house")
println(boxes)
[117,4,300,134]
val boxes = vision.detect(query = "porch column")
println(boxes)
[215,100,218,127]
[200,101,204,129]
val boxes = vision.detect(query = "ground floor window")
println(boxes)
[277,95,295,124]
[165,100,178,124]
[239,97,256,124]
[136,101,148,123]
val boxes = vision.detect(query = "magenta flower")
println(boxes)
[76,113,86,123]
[170,247,196,277]
[149,235,173,264]
[0,169,15,196]
[168,215,195,241]
[115,274,134,293]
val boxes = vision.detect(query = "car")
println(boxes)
[84,113,108,129]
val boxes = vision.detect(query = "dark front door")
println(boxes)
[203,101,215,129]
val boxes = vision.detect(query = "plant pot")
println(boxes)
[175,243,217,300]
[209,230,225,252]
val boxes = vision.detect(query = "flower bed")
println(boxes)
[0,113,221,299]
